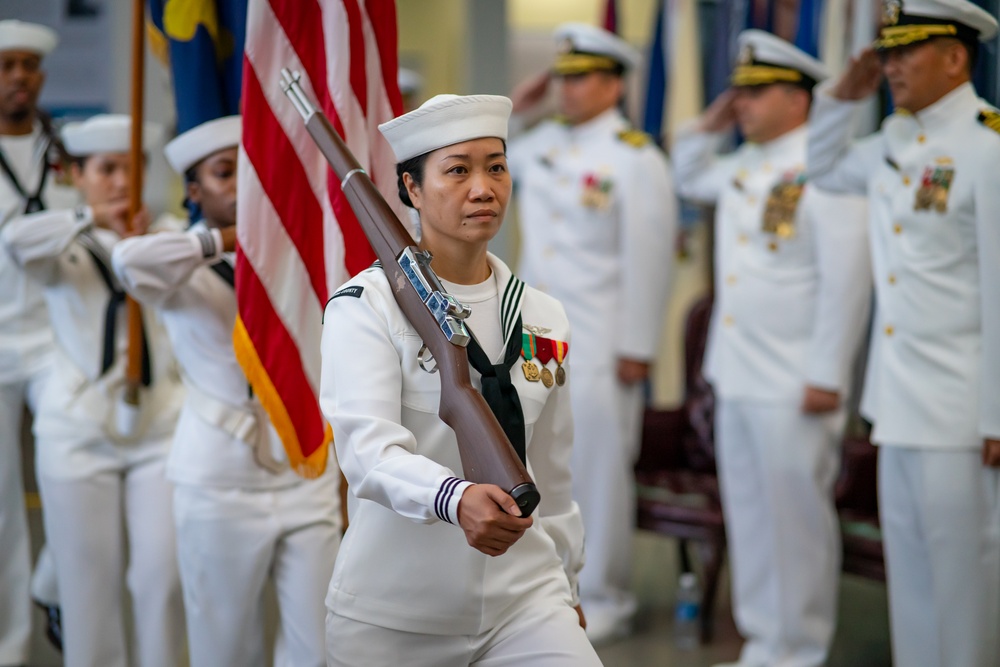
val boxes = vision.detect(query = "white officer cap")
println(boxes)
[0,20,58,57]
[551,22,641,76]
[379,94,511,163]
[875,0,998,49]
[62,114,162,157]
[398,68,423,96]
[731,29,829,88]
[164,115,241,175]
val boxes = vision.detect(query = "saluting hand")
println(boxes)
[983,439,1000,468]
[830,48,882,101]
[511,71,551,115]
[801,385,840,414]
[457,484,533,557]
[698,89,739,133]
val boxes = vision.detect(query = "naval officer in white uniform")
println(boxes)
[0,20,69,661]
[806,0,1000,664]
[1,114,185,667]
[320,93,600,666]
[674,30,872,667]
[508,23,677,642]
[113,116,341,667]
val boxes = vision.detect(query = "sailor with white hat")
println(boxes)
[673,28,873,667]
[808,0,1000,664]
[114,115,342,667]
[0,18,71,664]
[320,93,600,665]
[1,114,186,667]
[508,22,676,644]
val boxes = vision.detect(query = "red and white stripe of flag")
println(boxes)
[235,0,404,478]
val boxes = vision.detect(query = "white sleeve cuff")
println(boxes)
[435,477,474,525]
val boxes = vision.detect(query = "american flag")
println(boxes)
[235,0,404,478]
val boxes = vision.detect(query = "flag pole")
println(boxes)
[124,0,146,407]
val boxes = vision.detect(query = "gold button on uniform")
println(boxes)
[903,175,911,186]
[888,273,897,285]
[768,241,779,252]
[917,134,926,144]
[885,325,894,336]
[748,196,757,206]
[893,223,902,235]
[726,274,737,286]
[724,315,735,327]
[738,234,749,245]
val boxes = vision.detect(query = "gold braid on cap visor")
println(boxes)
[874,23,958,49]
[552,53,620,75]
[730,65,803,86]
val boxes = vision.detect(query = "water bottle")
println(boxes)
[674,572,701,650]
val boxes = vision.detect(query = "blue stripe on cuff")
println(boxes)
[435,477,463,523]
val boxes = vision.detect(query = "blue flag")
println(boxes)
[642,0,668,141]
[794,0,824,57]
[148,0,248,133]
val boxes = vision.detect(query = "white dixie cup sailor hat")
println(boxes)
[61,114,163,157]
[0,20,58,56]
[164,115,242,175]
[378,94,512,162]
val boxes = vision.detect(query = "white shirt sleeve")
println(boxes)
[974,143,1000,440]
[802,188,873,392]
[112,228,223,307]
[319,280,473,526]
[1,206,91,283]
[616,146,677,360]
[526,349,585,605]
[670,122,734,204]
[806,86,878,195]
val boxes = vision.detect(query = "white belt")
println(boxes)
[183,383,286,474]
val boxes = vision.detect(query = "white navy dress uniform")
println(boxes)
[674,30,872,667]
[320,94,600,666]
[508,23,676,637]
[112,115,341,667]
[0,114,185,667]
[0,21,69,663]
[807,1,1000,664]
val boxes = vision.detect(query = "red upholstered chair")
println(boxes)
[835,433,885,581]
[635,295,725,643]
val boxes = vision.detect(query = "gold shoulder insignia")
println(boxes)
[977,109,1000,135]
[616,129,652,148]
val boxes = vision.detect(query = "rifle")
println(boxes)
[281,69,541,517]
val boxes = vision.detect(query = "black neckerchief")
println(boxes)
[0,137,50,214]
[464,313,526,464]
[78,230,151,386]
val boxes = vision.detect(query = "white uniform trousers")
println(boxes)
[0,372,48,665]
[38,452,183,667]
[716,399,843,667]
[174,474,341,667]
[569,364,644,625]
[879,446,1000,667]
[326,598,602,667]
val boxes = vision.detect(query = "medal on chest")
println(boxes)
[521,332,541,382]
[913,161,954,213]
[761,171,805,239]
[520,328,570,388]
[580,171,613,210]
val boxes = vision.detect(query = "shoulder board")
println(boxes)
[977,109,1000,135]
[616,128,652,148]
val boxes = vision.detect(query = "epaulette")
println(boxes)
[977,109,1000,135]
[616,128,652,148]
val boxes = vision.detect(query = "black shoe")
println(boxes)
[32,600,62,653]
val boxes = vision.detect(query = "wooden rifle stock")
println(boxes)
[281,70,540,516]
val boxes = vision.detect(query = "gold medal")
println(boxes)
[522,360,540,382]
[541,366,554,388]
[555,365,566,386]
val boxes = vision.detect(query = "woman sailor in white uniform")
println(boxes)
[0,114,185,667]
[112,116,341,667]
[319,94,601,666]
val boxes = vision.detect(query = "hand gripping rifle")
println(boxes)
[281,69,541,517]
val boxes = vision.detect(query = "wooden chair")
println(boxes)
[835,434,885,581]
[635,295,725,643]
